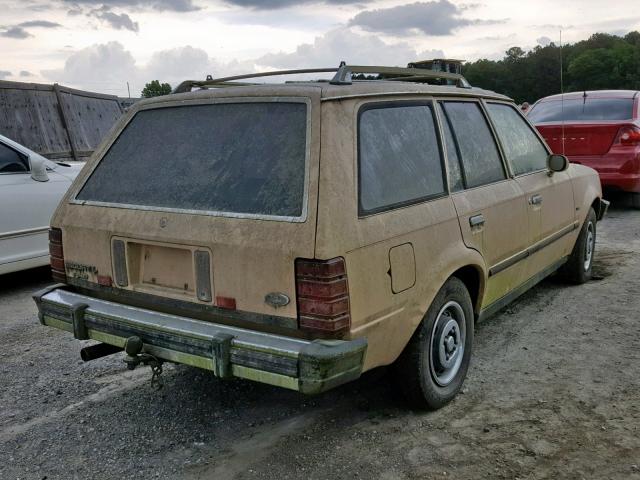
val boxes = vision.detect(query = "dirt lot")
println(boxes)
[1,202,639,480]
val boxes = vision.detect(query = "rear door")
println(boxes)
[59,94,321,330]
[437,100,529,307]
[486,101,575,280]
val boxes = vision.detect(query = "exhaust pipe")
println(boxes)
[80,343,123,362]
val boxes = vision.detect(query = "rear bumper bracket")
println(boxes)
[211,333,234,378]
[71,303,90,340]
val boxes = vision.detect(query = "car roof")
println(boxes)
[137,80,511,108]
[538,90,640,101]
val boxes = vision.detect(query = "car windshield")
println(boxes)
[528,97,634,123]
[76,102,308,219]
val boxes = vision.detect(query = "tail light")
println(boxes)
[295,257,350,338]
[49,228,67,283]
[613,125,640,147]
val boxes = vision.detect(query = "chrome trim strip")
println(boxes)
[489,249,530,277]
[529,222,579,256]
[0,226,48,240]
[489,222,579,277]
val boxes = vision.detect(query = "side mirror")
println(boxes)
[547,154,569,174]
[30,155,49,182]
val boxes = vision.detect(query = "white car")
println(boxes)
[0,134,83,275]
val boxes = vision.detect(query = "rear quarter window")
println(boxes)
[358,102,446,216]
[76,101,308,219]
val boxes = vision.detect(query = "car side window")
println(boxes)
[436,103,464,192]
[359,103,446,215]
[487,103,549,175]
[0,142,29,174]
[441,101,506,188]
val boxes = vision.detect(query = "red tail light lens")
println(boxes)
[295,257,350,337]
[613,125,640,146]
[49,228,67,283]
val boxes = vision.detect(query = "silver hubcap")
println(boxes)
[430,301,466,387]
[584,222,595,271]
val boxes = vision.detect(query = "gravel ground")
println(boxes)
[1,202,639,480]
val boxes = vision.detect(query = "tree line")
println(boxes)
[462,31,640,104]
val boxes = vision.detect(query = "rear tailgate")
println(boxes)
[53,90,321,334]
[536,123,622,156]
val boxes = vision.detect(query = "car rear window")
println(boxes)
[528,98,634,123]
[76,102,308,219]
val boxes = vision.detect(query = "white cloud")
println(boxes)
[42,41,138,91]
[348,1,505,36]
[223,0,370,8]
[91,10,140,32]
[41,28,445,96]
[257,27,442,69]
[59,0,200,12]
[41,41,254,95]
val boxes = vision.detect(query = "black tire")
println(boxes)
[561,207,597,284]
[631,193,640,210]
[394,277,474,410]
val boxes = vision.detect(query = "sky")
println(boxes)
[1,0,638,97]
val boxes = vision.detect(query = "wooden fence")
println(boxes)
[0,80,124,162]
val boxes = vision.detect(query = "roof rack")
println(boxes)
[172,62,471,93]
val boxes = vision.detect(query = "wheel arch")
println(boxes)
[590,196,607,221]
[450,264,485,320]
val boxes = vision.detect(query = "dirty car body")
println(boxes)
[34,66,607,409]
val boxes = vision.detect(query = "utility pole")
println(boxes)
[127,81,131,98]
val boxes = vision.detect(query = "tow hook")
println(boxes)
[124,336,164,390]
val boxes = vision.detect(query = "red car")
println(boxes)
[528,90,640,207]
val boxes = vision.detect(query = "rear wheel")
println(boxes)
[630,193,640,209]
[561,207,597,284]
[394,277,474,410]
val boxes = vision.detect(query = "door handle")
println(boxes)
[469,214,485,227]
[530,194,543,205]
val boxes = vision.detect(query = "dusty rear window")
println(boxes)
[76,102,308,219]
[528,98,634,123]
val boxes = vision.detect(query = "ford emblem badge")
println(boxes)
[265,292,290,308]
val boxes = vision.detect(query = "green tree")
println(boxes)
[141,80,172,98]
[461,30,640,104]
[504,46,526,63]
[462,59,508,94]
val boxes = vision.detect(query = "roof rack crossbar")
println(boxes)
[173,62,471,93]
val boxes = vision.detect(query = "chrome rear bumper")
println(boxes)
[33,286,367,394]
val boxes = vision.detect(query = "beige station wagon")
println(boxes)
[34,65,608,409]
